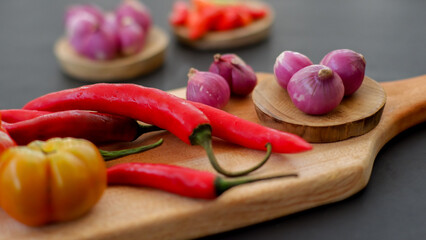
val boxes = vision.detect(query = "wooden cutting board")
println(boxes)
[0,73,425,240]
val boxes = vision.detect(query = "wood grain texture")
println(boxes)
[252,76,387,142]
[0,73,425,240]
[54,26,169,82]
[172,2,273,50]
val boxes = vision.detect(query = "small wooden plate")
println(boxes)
[172,1,274,50]
[252,75,387,143]
[54,26,169,82]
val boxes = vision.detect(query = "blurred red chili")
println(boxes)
[187,9,209,40]
[169,1,189,26]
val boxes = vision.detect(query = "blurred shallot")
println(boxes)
[66,6,119,60]
[116,0,152,33]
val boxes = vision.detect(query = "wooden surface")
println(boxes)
[54,26,169,82]
[0,73,425,240]
[253,76,387,142]
[172,2,273,50]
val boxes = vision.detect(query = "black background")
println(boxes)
[0,0,425,239]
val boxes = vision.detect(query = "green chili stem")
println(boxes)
[190,126,273,177]
[99,138,163,161]
[215,173,298,196]
[136,124,164,138]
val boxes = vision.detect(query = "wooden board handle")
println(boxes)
[377,75,426,147]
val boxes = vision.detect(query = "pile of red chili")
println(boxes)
[169,0,269,40]
[23,83,311,177]
[0,82,312,202]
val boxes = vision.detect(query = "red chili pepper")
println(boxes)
[169,0,189,26]
[247,6,268,20]
[23,84,268,177]
[234,5,253,27]
[2,110,161,145]
[190,101,312,153]
[0,118,16,154]
[187,8,209,40]
[214,7,240,31]
[107,162,298,199]
[0,109,50,123]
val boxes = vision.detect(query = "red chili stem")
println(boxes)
[2,110,161,145]
[191,125,273,177]
[99,138,164,161]
[190,101,312,153]
[107,162,298,199]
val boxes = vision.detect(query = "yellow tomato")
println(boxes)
[0,137,106,226]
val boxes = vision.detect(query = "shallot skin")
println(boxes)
[287,65,344,115]
[320,49,366,96]
[274,51,313,89]
[208,54,257,96]
[186,69,230,109]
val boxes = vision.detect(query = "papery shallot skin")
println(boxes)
[320,49,366,96]
[287,65,344,115]
[186,68,230,109]
[209,54,257,96]
[273,51,313,89]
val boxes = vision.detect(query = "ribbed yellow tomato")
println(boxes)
[0,138,106,226]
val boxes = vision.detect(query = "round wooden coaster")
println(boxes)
[54,26,169,82]
[172,1,274,50]
[252,74,386,143]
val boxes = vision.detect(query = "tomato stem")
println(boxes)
[191,125,273,177]
[100,138,163,161]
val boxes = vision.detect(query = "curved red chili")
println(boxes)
[2,110,160,145]
[0,118,16,154]
[190,101,312,153]
[23,84,268,177]
[0,109,50,123]
[107,162,298,199]
[1,110,163,160]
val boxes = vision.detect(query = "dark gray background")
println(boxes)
[0,0,425,239]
